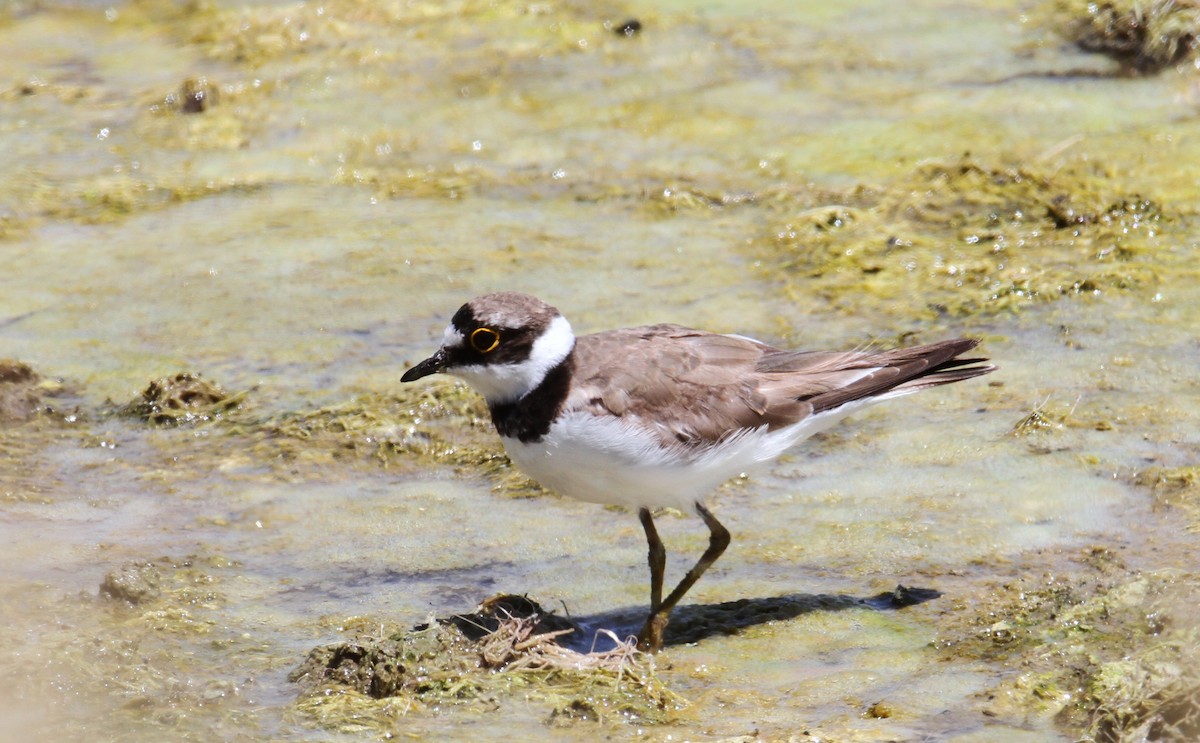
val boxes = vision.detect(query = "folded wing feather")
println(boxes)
[569,327,991,451]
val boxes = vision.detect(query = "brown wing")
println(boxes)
[569,325,781,448]
[569,326,993,450]
[754,338,992,414]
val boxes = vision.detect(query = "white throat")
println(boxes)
[449,314,575,404]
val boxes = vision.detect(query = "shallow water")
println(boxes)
[3,0,1200,740]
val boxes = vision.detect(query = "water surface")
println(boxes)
[2,0,1199,740]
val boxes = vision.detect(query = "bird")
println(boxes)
[401,291,994,651]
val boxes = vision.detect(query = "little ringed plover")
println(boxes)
[402,291,994,651]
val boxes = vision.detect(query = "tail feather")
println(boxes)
[807,339,994,414]
[894,355,995,392]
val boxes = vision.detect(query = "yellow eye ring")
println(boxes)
[470,327,500,353]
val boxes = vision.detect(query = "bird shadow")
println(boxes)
[578,585,940,652]
[445,585,941,654]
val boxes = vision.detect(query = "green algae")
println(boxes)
[13,172,266,229]
[0,0,651,225]
[935,546,1200,742]
[255,381,543,496]
[144,372,545,495]
[112,370,524,485]
[1,58,271,236]
[289,594,684,733]
[181,0,639,69]
[160,0,640,81]
[100,366,545,496]
[757,155,1167,324]
[19,362,537,495]
[1046,0,1200,74]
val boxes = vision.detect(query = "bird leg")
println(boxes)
[638,508,666,612]
[636,503,731,652]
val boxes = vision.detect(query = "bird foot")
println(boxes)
[636,612,669,653]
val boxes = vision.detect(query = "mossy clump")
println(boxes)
[96,554,231,619]
[1083,658,1200,741]
[290,594,682,731]
[121,372,246,426]
[263,382,487,455]
[101,377,540,494]
[1047,0,1200,74]
[100,561,164,605]
[1012,406,1071,436]
[0,359,45,424]
[763,156,1164,322]
[1066,576,1200,741]
[936,548,1200,741]
[0,359,75,425]
[1010,397,1119,443]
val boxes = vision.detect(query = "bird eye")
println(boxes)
[470,327,501,353]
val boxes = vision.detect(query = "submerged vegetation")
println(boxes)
[759,156,1166,323]
[937,548,1200,742]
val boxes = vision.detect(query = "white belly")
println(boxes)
[500,408,825,511]
[501,397,900,512]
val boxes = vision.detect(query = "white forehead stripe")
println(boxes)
[447,314,574,405]
[442,324,465,348]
